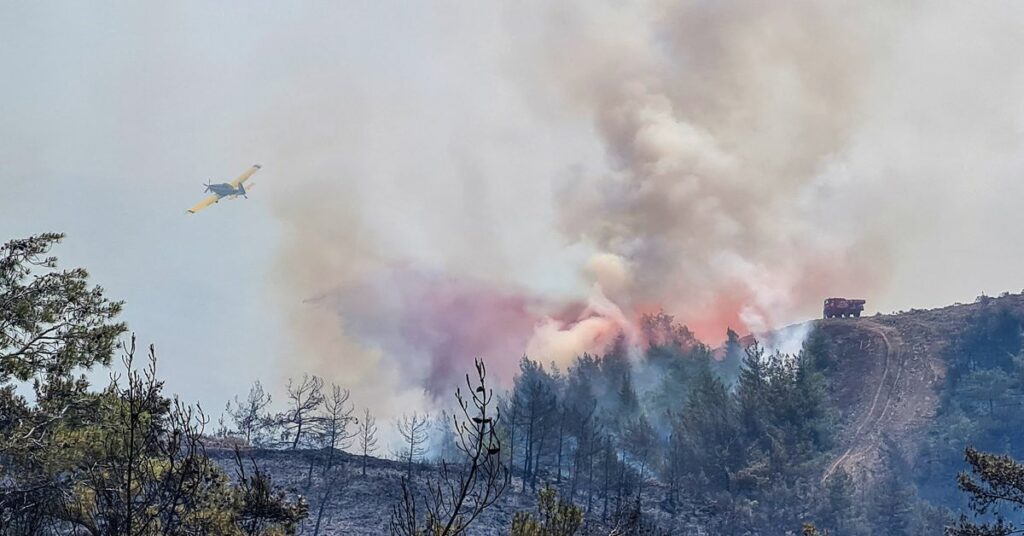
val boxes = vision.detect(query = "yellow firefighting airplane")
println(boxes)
[186,164,261,214]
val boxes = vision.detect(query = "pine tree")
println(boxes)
[357,407,379,476]
[279,373,326,449]
[513,357,558,492]
[948,446,1024,536]
[617,370,640,417]
[791,348,834,454]
[717,327,746,388]
[680,364,738,491]
[870,438,916,535]
[0,234,307,534]
[228,380,274,446]
[736,342,770,444]
[801,327,833,373]
[396,412,429,479]
[622,414,656,500]
[313,383,355,477]
[817,467,861,535]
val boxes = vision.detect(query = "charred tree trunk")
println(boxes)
[555,417,564,486]
[532,433,546,492]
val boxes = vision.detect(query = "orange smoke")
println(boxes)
[672,296,749,346]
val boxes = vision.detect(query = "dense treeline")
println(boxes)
[915,299,1024,522]
[495,314,951,535]
[493,298,1024,534]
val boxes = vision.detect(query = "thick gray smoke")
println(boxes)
[261,1,1024,416]
[512,1,895,339]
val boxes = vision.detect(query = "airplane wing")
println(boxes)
[187,194,220,214]
[228,164,261,188]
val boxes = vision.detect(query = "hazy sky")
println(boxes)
[4,2,1024,421]
[0,2,294,409]
[0,1,593,415]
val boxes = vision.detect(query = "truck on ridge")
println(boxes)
[824,298,866,319]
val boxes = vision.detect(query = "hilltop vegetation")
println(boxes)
[916,298,1024,506]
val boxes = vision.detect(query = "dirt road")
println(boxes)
[821,320,908,483]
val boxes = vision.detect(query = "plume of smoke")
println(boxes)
[260,1,1024,420]
[520,0,894,345]
[759,322,815,359]
[316,265,542,397]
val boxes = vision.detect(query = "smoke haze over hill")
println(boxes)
[263,2,1024,412]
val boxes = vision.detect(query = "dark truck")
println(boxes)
[823,298,866,318]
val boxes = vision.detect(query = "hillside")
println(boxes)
[206,447,647,535]
[818,292,1024,484]
[208,293,1024,535]
[205,448,524,536]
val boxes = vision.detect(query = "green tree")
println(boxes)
[816,467,862,535]
[735,342,770,444]
[802,522,828,536]
[714,327,746,388]
[735,342,834,472]
[679,364,738,492]
[510,487,583,536]
[947,446,1024,536]
[68,340,308,535]
[0,233,125,388]
[802,327,834,373]
[1,233,125,530]
[789,348,835,455]
[870,438,917,536]
[956,368,1016,418]
[228,380,274,446]
[0,234,308,534]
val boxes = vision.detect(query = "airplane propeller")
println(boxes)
[203,181,212,193]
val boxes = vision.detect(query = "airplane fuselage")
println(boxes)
[206,183,247,200]
[188,164,259,214]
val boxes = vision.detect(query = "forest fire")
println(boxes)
[6,1,1024,534]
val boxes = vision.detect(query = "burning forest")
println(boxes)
[6,1,1024,535]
